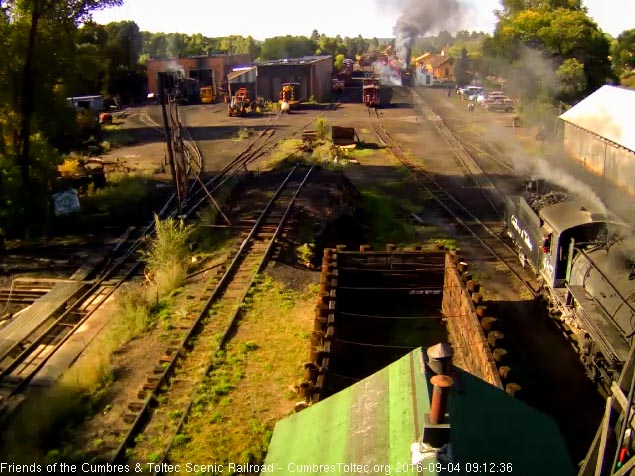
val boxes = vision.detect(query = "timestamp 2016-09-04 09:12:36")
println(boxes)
[407,462,514,473]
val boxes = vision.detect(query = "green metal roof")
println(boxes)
[263,347,575,476]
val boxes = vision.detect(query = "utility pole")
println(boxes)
[158,73,181,213]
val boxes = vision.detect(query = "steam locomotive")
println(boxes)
[504,185,635,393]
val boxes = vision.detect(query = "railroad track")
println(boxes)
[105,165,314,468]
[368,107,539,297]
[408,89,514,221]
[0,97,334,420]
[0,106,292,418]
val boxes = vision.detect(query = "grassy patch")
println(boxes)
[0,216,197,462]
[144,216,194,298]
[102,124,136,147]
[347,147,377,160]
[262,138,304,169]
[358,187,419,247]
[0,291,148,463]
[114,284,154,339]
[77,173,167,227]
[233,127,251,141]
[167,275,315,466]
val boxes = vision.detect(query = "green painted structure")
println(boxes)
[263,347,575,476]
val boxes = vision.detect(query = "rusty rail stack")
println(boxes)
[443,248,521,396]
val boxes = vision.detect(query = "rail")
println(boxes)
[0,107,290,416]
[367,108,539,297]
[109,165,315,465]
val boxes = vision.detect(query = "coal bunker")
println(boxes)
[321,249,447,397]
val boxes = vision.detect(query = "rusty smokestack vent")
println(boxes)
[427,343,454,375]
[429,375,453,425]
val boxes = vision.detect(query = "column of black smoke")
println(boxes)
[391,0,464,69]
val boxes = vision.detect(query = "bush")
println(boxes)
[315,116,330,141]
[58,157,83,177]
[295,243,315,265]
[236,127,250,140]
[145,215,193,297]
[115,284,152,339]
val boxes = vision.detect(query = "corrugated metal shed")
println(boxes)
[559,85,635,153]
[258,55,331,66]
[263,347,574,475]
[228,66,257,83]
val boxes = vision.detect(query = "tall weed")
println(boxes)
[145,215,193,297]
[315,116,330,141]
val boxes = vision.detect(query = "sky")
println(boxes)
[91,0,634,39]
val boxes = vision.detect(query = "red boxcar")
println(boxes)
[362,78,380,107]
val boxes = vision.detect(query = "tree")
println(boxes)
[612,29,635,76]
[454,47,472,86]
[105,21,142,70]
[334,53,345,72]
[485,4,613,102]
[310,29,319,43]
[8,0,121,236]
[557,57,586,100]
[260,36,315,60]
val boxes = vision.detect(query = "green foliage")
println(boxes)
[235,127,250,140]
[315,116,330,140]
[359,189,415,247]
[295,243,315,265]
[612,29,635,77]
[334,53,345,72]
[260,35,315,60]
[454,47,472,86]
[115,284,152,339]
[557,58,587,101]
[485,5,613,103]
[145,216,193,297]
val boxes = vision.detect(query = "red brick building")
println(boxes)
[146,53,251,99]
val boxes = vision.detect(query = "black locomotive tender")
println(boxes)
[504,182,635,392]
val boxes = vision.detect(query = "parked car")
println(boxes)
[459,85,483,100]
[478,91,507,105]
[465,87,484,100]
[485,98,515,112]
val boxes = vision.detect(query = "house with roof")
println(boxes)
[414,51,454,81]
[559,85,635,196]
[263,346,575,476]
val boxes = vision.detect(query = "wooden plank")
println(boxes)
[0,283,87,357]
[12,277,92,284]
[612,381,630,412]
[578,417,603,475]
[594,397,614,476]
[613,455,635,476]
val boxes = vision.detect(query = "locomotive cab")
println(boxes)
[538,202,613,288]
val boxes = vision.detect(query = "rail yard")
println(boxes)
[1,60,634,475]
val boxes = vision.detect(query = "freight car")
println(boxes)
[504,190,635,392]
[362,78,380,107]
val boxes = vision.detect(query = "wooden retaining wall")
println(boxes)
[299,246,520,407]
[442,250,521,393]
